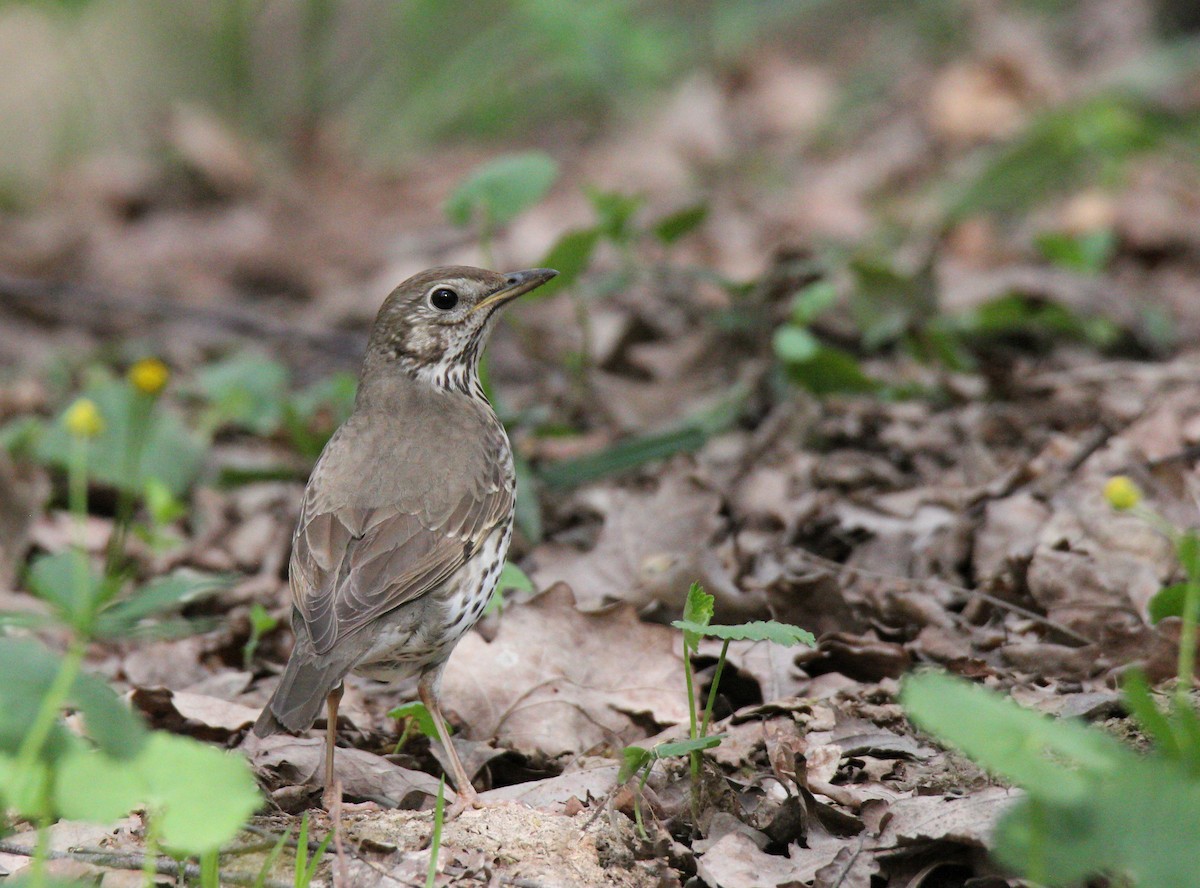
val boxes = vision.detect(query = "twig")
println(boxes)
[0,840,292,888]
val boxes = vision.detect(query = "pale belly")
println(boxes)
[352,520,512,682]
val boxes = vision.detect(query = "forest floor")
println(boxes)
[2,3,1200,886]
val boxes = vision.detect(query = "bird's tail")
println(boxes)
[253,642,351,737]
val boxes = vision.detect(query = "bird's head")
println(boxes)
[363,265,557,394]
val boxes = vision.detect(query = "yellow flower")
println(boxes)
[128,357,170,396]
[63,398,105,439]
[1104,475,1142,511]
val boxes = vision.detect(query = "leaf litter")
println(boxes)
[2,2,1200,885]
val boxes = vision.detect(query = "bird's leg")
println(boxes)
[322,683,344,810]
[418,673,478,813]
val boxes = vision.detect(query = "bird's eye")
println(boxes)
[430,287,459,311]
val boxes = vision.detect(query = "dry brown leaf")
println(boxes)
[442,583,689,758]
[694,833,808,888]
[876,787,1020,849]
[530,474,751,615]
[242,734,440,807]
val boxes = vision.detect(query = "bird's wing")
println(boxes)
[289,466,513,656]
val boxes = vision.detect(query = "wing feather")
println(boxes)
[290,477,512,656]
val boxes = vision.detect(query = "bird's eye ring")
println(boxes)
[429,287,459,311]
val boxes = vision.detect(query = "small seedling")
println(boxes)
[619,735,723,837]
[243,603,280,670]
[621,583,815,832]
[388,701,442,754]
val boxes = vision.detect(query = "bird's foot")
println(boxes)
[443,786,483,821]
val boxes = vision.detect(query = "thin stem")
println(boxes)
[1177,571,1200,701]
[29,805,53,888]
[683,642,698,741]
[631,766,652,839]
[140,816,159,888]
[15,638,87,773]
[425,777,444,888]
[700,639,730,738]
[106,392,152,578]
[682,640,701,822]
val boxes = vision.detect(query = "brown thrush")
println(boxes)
[253,265,557,809]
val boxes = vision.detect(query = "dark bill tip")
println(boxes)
[503,268,558,290]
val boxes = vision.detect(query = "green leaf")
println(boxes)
[955,294,1121,350]
[652,735,724,759]
[619,745,651,783]
[0,754,54,819]
[1149,582,1189,624]
[901,671,1128,804]
[513,452,543,542]
[772,325,820,363]
[534,228,600,298]
[497,561,534,596]
[587,188,644,242]
[679,583,714,653]
[618,735,725,783]
[539,426,708,489]
[445,152,559,229]
[53,732,258,849]
[26,550,104,630]
[194,351,291,436]
[1035,229,1115,275]
[672,619,815,648]
[849,258,938,351]
[95,571,230,637]
[0,639,71,758]
[1121,670,1180,760]
[55,746,145,822]
[791,280,838,325]
[653,203,707,244]
[994,755,1200,887]
[386,702,440,740]
[36,377,204,496]
[135,732,260,853]
[248,602,279,635]
[782,346,878,395]
[70,671,147,759]
[948,95,1172,219]
[143,478,187,526]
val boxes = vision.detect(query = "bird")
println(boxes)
[253,265,557,811]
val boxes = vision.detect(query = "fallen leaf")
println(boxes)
[242,734,440,808]
[442,583,689,758]
[694,833,807,888]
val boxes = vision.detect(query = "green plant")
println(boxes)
[445,152,560,264]
[193,351,357,460]
[252,828,291,888]
[387,701,441,754]
[426,777,445,888]
[482,561,536,616]
[0,398,260,883]
[293,813,331,888]
[1035,228,1116,275]
[901,476,1200,886]
[620,583,814,836]
[773,279,880,395]
[243,603,280,670]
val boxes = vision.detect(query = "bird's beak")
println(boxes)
[472,268,558,313]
